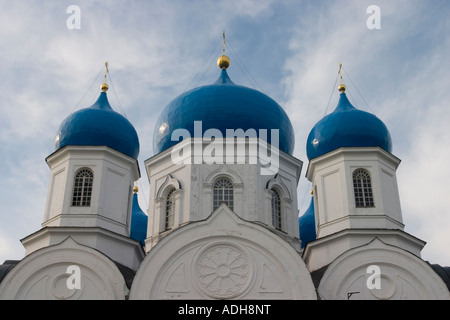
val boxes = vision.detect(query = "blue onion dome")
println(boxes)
[299,196,316,248]
[306,84,392,160]
[153,56,295,155]
[54,84,140,159]
[130,185,148,247]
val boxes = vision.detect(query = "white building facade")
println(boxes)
[0,56,449,300]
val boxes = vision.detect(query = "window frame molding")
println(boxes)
[164,188,176,231]
[155,174,182,233]
[71,167,94,207]
[203,164,243,215]
[212,177,235,211]
[265,174,292,232]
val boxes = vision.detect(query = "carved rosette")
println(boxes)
[194,243,252,299]
[45,271,83,300]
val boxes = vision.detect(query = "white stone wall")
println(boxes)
[130,206,316,300]
[43,146,140,236]
[144,138,303,251]
[306,147,404,239]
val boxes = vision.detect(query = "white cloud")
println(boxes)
[0,0,449,269]
[0,0,281,264]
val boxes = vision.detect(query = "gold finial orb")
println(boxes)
[101,82,109,92]
[217,55,230,69]
[133,185,139,193]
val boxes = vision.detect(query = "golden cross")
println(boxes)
[222,31,226,55]
[104,61,109,84]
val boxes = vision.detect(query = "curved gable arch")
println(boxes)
[0,237,129,300]
[266,173,291,200]
[156,174,182,199]
[265,174,293,233]
[318,238,450,300]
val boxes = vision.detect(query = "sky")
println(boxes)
[0,0,449,266]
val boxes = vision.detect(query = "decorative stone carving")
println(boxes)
[0,237,129,300]
[194,244,252,299]
[45,269,84,300]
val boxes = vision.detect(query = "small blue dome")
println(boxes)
[153,69,295,155]
[54,92,140,159]
[130,192,148,247]
[299,197,316,248]
[306,92,392,160]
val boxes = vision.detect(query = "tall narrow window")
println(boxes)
[72,168,93,206]
[353,169,374,207]
[271,190,282,230]
[165,188,176,230]
[213,178,234,211]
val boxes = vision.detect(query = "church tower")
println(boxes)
[21,65,144,270]
[298,66,450,300]
[300,66,423,270]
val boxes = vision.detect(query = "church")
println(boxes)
[0,45,449,300]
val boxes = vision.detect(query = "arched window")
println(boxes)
[72,168,93,207]
[271,190,282,230]
[165,188,176,230]
[213,178,234,211]
[353,169,374,207]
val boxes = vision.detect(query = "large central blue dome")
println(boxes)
[153,69,295,155]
